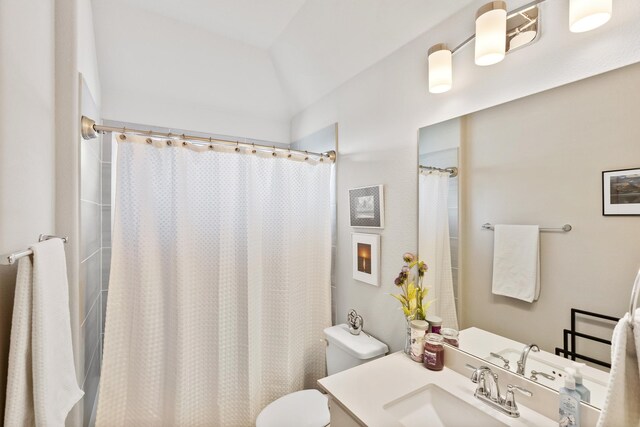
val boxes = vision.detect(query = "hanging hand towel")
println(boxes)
[491,225,540,303]
[4,239,83,427]
[597,309,640,427]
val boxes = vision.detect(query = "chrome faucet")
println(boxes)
[471,366,501,401]
[468,365,533,418]
[516,344,539,375]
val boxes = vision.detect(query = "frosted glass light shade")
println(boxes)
[428,44,452,94]
[475,1,507,66]
[570,0,612,33]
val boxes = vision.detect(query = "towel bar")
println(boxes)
[0,235,69,265]
[482,223,572,232]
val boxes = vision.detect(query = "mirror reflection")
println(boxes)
[418,62,640,410]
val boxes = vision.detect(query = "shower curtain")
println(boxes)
[97,135,332,426]
[419,171,459,330]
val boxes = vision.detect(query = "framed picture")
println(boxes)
[352,233,380,286]
[602,168,640,216]
[349,185,384,228]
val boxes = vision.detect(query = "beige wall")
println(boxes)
[291,0,640,352]
[461,63,640,359]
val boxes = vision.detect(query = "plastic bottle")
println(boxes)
[571,363,591,403]
[559,369,581,427]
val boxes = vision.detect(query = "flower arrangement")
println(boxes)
[390,252,432,321]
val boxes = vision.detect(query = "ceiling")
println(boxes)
[110,0,308,49]
[92,0,474,136]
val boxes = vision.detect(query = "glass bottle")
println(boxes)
[441,328,459,347]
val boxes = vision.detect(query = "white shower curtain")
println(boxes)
[97,135,332,426]
[419,171,459,330]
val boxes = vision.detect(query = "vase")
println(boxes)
[404,320,412,355]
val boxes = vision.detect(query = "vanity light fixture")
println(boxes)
[427,44,453,93]
[475,1,508,66]
[569,0,612,33]
[427,0,614,94]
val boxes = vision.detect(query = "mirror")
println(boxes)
[417,62,640,410]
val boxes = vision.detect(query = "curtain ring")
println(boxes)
[235,141,240,152]
[145,138,152,144]
[252,143,256,154]
[304,150,309,161]
[288,148,292,158]
[272,145,277,157]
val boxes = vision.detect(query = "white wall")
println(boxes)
[291,0,640,352]
[78,0,102,106]
[92,0,291,143]
[0,0,56,418]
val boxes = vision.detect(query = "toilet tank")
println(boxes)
[324,324,389,375]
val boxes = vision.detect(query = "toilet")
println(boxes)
[255,323,388,427]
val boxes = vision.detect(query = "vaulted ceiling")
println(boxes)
[92,0,474,136]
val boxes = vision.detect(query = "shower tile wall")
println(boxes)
[291,124,338,324]
[80,77,101,426]
[80,77,113,426]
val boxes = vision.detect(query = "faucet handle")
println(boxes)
[503,384,532,416]
[509,384,533,397]
[490,352,511,370]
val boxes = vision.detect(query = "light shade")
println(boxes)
[428,44,452,94]
[570,0,612,33]
[475,1,507,66]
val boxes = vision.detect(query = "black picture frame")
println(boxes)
[349,185,384,228]
[602,168,640,216]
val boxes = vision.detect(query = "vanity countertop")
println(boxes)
[318,351,556,427]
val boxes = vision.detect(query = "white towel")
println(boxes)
[4,239,83,427]
[597,310,640,427]
[491,225,540,303]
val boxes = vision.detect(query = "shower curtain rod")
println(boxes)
[81,116,337,163]
[419,165,458,177]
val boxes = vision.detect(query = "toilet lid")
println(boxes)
[256,389,330,427]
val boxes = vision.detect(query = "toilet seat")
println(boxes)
[255,389,330,427]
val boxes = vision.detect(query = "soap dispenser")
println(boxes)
[559,369,581,427]
[571,363,591,403]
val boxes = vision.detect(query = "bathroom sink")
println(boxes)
[383,384,508,427]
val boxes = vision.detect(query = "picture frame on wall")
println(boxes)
[602,168,640,216]
[349,185,384,228]
[352,233,380,286]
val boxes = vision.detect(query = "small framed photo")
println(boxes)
[603,168,640,216]
[352,233,380,286]
[349,185,384,228]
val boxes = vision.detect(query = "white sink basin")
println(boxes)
[383,384,508,427]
